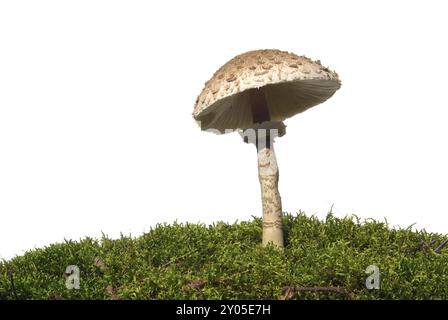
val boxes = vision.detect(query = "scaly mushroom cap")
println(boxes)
[193,49,341,133]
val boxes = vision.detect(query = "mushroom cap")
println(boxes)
[193,49,341,133]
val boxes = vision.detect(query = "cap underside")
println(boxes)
[195,78,340,133]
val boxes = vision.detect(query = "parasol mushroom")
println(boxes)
[193,49,341,248]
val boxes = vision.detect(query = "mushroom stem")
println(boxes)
[257,141,284,248]
[249,88,284,248]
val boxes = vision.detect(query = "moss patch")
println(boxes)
[1,213,448,300]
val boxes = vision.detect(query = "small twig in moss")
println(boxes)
[184,279,207,290]
[435,240,448,254]
[183,280,207,300]
[415,240,436,252]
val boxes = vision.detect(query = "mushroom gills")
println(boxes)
[196,79,340,132]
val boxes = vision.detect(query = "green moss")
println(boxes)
[1,213,448,300]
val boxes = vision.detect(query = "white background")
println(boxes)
[1,0,448,260]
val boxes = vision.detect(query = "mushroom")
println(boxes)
[193,49,341,248]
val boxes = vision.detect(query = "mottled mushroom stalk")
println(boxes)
[248,88,284,248]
